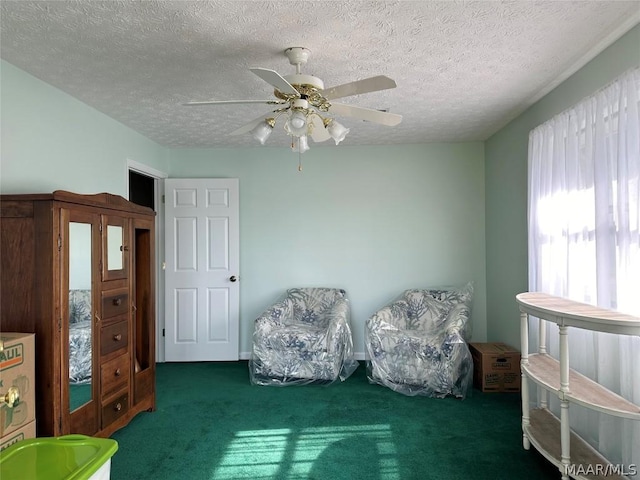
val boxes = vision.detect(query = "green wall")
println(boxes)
[0,60,168,196]
[0,60,486,357]
[484,24,640,348]
[168,144,486,355]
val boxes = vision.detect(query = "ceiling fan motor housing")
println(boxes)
[283,74,324,92]
[281,47,325,100]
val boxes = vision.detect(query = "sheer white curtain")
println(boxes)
[528,67,640,471]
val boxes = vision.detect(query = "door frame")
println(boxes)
[126,159,168,362]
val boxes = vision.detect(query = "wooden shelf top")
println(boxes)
[516,292,640,335]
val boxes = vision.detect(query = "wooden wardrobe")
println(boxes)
[0,191,156,437]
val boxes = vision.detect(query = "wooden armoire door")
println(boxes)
[60,207,100,435]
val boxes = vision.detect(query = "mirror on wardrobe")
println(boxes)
[68,222,93,412]
[107,225,124,271]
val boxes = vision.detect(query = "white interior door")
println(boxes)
[164,178,239,361]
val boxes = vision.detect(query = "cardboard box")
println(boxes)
[469,342,521,392]
[0,419,35,452]
[0,333,35,437]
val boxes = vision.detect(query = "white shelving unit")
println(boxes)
[516,292,640,480]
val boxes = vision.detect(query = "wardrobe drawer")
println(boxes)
[101,392,128,429]
[102,290,129,319]
[101,352,129,397]
[100,320,128,356]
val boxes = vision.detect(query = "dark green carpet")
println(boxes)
[110,362,559,480]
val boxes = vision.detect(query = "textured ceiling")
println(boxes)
[1,1,639,149]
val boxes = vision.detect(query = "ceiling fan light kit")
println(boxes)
[250,118,275,145]
[285,108,308,136]
[325,119,350,145]
[185,47,402,156]
[291,135,310,154]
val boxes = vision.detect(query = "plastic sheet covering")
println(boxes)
[249,288,359,386]
[69,321,92,384]
[365,282,474,398]
[69,290,92,384]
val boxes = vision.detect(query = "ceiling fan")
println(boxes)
[184,47,402,152]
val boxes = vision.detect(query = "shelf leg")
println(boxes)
[538,318,548,409]
[521,375,531,450]
[560,400,570,480]
[520,311,529,367]
[538,318,547,354]
[559,325,570,480]
[559,326,570,395]
[520,310,531,450]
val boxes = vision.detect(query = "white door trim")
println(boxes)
[126,159,168,181]
[126,158,168,362]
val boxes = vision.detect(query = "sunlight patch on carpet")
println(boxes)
[210,424,400,479]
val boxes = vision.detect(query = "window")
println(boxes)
[528,67,639,468]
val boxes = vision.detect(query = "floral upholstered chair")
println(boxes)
[365,282,474,398]
[249,288,358,386]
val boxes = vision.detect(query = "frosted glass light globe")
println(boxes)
[286,111,308,136]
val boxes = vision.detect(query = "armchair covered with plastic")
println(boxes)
[249,288,358,386]
[365,282,474,398]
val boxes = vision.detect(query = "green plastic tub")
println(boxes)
[0,434,118,480]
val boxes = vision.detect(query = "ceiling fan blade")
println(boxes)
[322,76,397,100]
[310,115,331,143]
[184,99,285,106]
[329,102,402,126]
[250,68,300,97]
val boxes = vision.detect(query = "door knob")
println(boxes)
[229,275,238,282]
